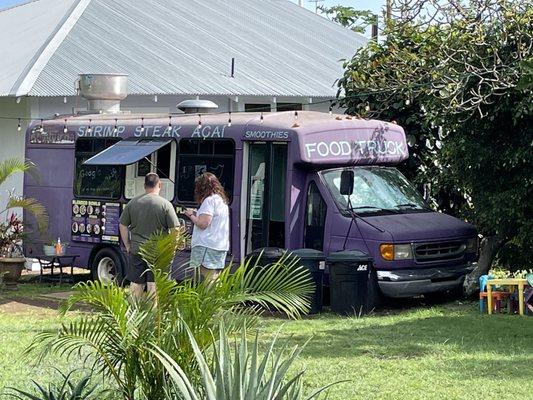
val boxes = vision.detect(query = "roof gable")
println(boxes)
[3,0,367,98]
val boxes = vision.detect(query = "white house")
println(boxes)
[0,0,367,208]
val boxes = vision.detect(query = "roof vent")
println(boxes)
[177,99,218,114]
[78,73,128,113]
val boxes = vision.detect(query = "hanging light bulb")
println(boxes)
[228,111,232,127]
[167,116,172,132]
[17,118,21,132]
[113,118,118,134]
[39,119,44,133]
[294,110,299,120]
[140,117,145,133]
[365,104,370,112]
[198,114,202,129]
[329,101,333,116]
[260,113,264,124]
[87,118,92,134]
[405,98,411,106]
[63,119,68,134]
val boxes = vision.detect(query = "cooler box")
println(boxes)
[291,249,325,314]
[328,250,372,315]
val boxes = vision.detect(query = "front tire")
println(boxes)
[91,248,125,285]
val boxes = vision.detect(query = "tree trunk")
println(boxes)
[463,235,504,296]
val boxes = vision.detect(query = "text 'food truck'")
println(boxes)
[24,103,478,307]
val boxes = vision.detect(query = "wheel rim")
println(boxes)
[97,257,116,283]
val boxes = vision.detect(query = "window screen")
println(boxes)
[74,138,122,199]
[178,139,235,203]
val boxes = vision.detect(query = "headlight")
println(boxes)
[466,237,479,253]
[394,244,413,260]
[380,243,413,261]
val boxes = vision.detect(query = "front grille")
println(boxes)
[414,240,466,263]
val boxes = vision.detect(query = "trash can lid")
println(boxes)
[326,250,371,262]
[250,247,287,258]
[290,248,325,260]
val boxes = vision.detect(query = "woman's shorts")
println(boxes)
[190,246,227,270]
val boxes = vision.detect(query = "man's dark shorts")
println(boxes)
[127,254,154,284]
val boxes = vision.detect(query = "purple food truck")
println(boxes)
[24,108,478,304]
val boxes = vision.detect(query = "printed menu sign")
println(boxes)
[71,199,120,244]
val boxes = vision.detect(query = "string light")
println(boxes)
[260,113,264,124]
[113,118,118,134]
[329,101,333,115]
[292,111,300,128]
[294,110,299,120]
[63,119,68,134]
[39,119,43,133]
[365,104,370,112]
[17,118,21,132]
[87,118,92,134]
[198,114,202,129]
[140,117,145,133]
[167,116,172,132]
[228,111,232,127]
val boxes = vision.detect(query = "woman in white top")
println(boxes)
[184,172,230,282]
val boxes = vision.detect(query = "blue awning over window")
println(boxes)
[83,138,172,166]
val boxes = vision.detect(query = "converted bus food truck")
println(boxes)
[24,110,478,303]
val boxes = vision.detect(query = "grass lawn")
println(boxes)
[1,283,532,399]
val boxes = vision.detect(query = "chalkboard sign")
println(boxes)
[177,155,234,202]
[74,158,122,199]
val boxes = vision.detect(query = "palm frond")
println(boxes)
[5,196,48,233]
[0,158,38,187]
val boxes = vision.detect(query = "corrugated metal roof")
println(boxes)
[0,0,78,96]
[3,0,367,98]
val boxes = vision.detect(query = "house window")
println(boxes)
[245,103,271,112]
[177,139,235,203]
[277,103,302,112]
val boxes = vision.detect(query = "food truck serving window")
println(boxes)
[74,138,122,199]
[177,139,235,203]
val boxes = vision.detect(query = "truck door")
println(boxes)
[245,142,287,253]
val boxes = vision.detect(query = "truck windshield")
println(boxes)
[321,167,428,214]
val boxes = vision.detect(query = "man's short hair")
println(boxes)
[144,173,160,188]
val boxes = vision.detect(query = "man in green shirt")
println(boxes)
[119,173,179,298]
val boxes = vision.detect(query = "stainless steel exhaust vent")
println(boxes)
[78,73,128,113]
[177,99,218,114]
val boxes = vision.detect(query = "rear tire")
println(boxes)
[91,247,125,285]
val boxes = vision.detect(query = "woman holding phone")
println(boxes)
[184,172,230,282]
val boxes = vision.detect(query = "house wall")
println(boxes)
[0,96,32,211]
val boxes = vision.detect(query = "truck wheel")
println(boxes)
[365,268,382,312]
[91,248,125,285]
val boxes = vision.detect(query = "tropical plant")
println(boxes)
[151,322,339,400]
[337,0,532,291]
[28,229,314,400]
[5,369,99,400]
[0,158,48,257]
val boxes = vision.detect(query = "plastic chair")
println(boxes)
[479,275,510,313]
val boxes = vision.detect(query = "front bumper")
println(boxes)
[377,263,475,298]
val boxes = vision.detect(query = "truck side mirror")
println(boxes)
[340,170,354,196]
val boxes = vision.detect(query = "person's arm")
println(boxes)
[119,224,131,253]
[119,204,131,253]
[184,197,214,230]
[188,212,212,230]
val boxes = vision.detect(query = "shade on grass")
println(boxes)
[1,285,532,400]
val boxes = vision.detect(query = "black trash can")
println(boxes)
[328,250,372,315]
[248,247,287,268]
[290,249,325,314]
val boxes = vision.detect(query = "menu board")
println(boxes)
[71,200,121,244]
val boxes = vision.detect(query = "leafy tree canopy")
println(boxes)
[337,0,532,268]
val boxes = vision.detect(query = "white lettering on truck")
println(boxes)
[305,140,406,159]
